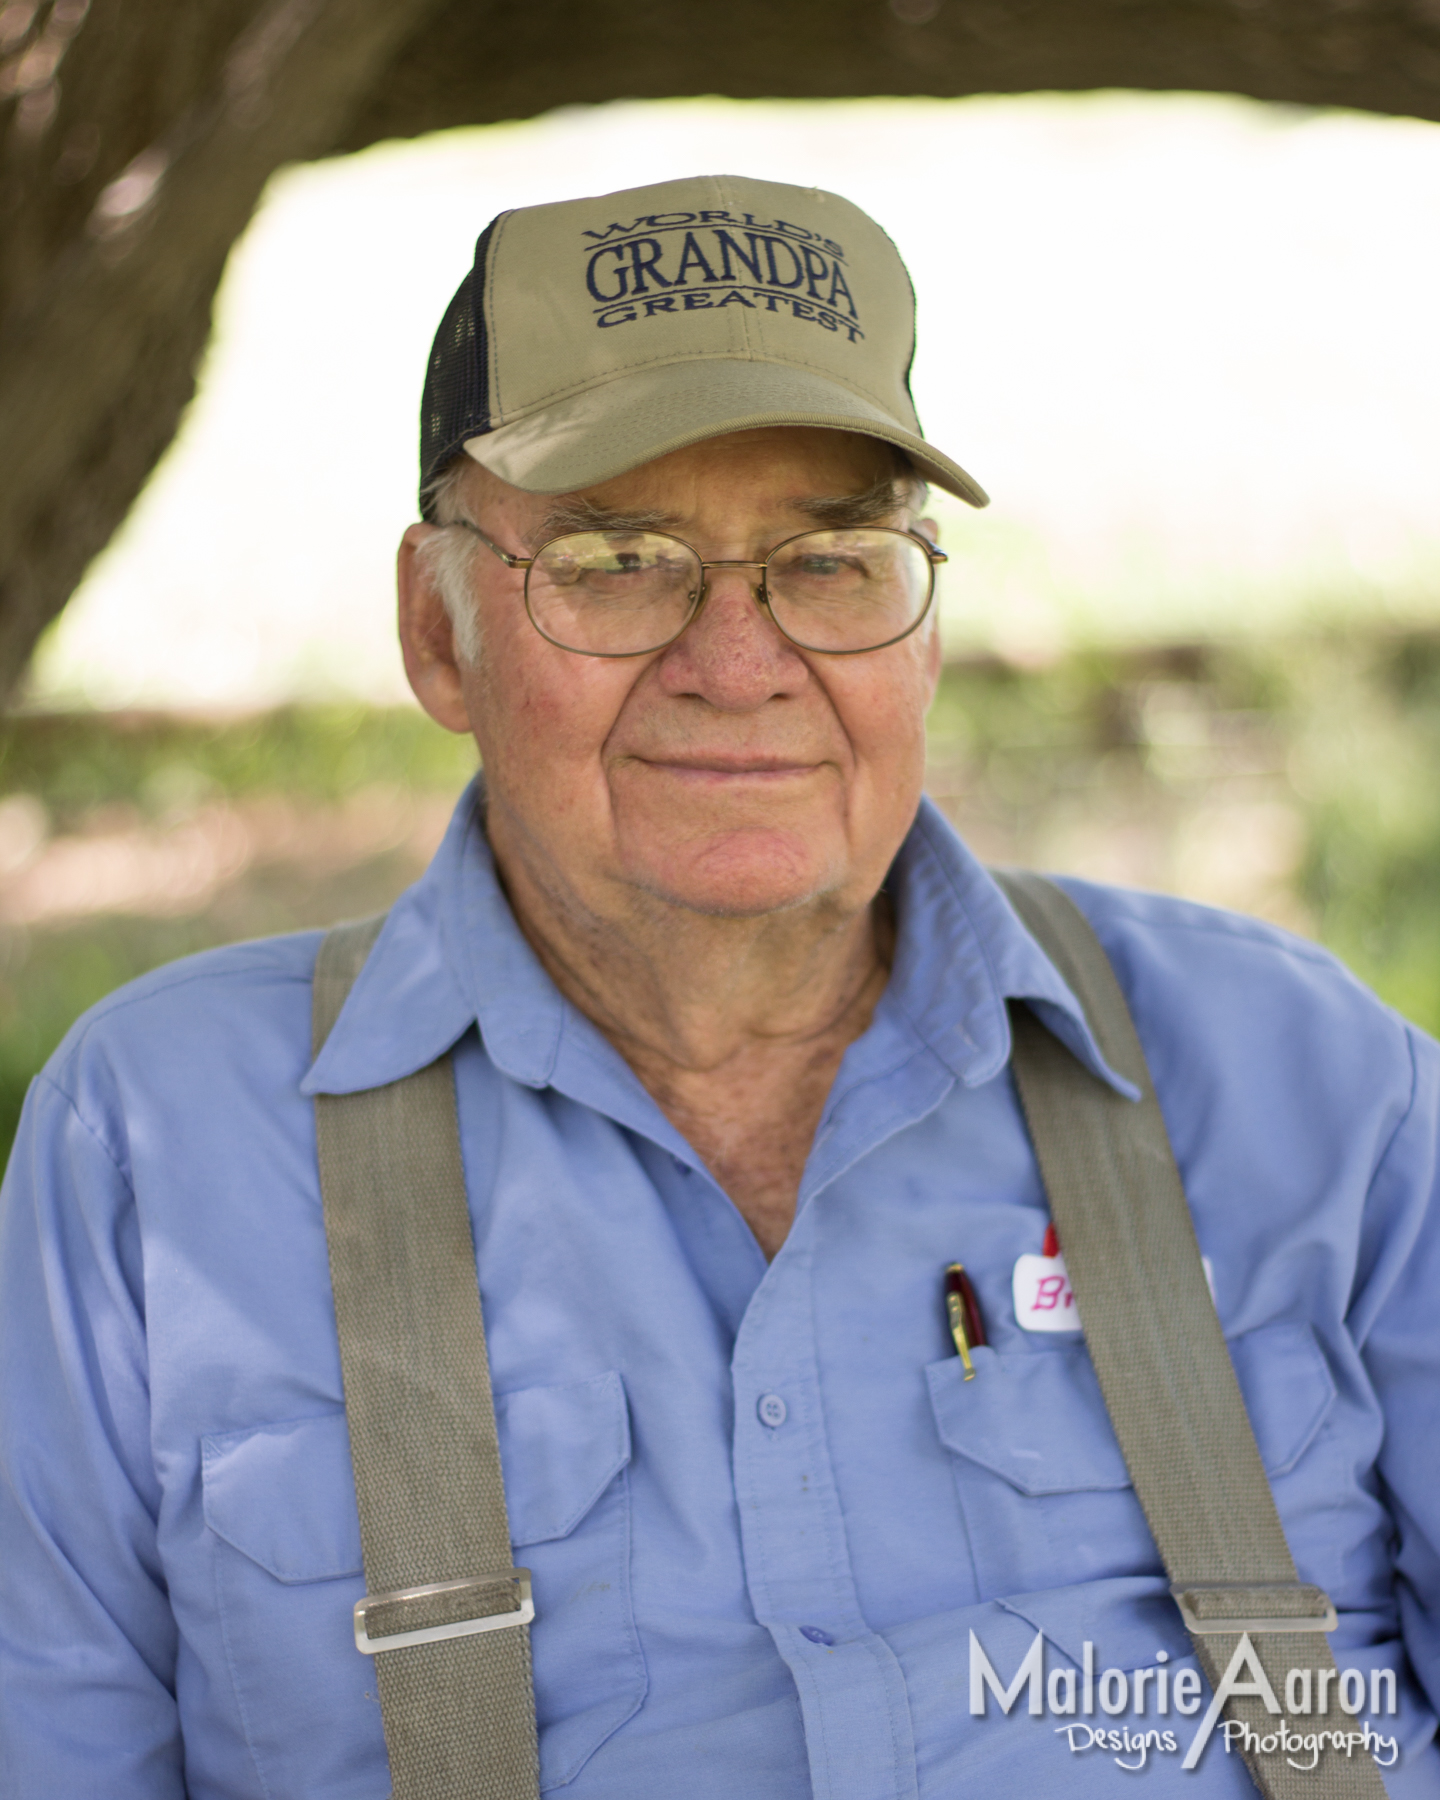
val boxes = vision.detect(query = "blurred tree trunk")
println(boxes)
[3,0,1439,704]
[0,0,451,702]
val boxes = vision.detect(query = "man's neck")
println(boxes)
[486,810,893,1255]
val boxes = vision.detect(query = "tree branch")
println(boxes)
[0,0,453,698]
[2,0,1438,701]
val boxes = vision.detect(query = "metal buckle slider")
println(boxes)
[354,1568,534,1654]
[1173,1581,1338,1636]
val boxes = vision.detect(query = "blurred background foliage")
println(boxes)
[4,95,1439,1168]
[1,624,1435,1162]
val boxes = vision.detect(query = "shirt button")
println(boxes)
[800,1625,834,1646]
[756,1393,788,1428]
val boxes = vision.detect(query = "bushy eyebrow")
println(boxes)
[530,498,681,547]
[789,475,912,529]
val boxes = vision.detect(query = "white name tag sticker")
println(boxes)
[1013,1251,1081,1332]
[1013,1231,1217,1334]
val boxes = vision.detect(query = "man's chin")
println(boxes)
[619,830,846,921]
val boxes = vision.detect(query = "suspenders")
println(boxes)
[992,871,1385,1800]
[312,917,540,1800]
[311,882,1382,1799]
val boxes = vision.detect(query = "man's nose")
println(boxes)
[656,565,807,709]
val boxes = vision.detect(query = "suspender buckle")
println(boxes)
[1173,1581,1337,1635]
[354,1568,534,1654]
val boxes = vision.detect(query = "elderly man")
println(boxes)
[2,176,1438,1799]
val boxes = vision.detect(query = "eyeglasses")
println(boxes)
[449,520,947,657]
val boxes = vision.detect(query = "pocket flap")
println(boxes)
[202,1371,632,1579]
[498,1371,632,1548]
[202,1411,361,1582]
[928,1322,1334,1495]
[929,1347,1132,1495]
[1226,1321,1336,1475]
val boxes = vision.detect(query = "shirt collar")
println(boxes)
[303,777,1134,1101]
[301,789,475,1097]
[885,799,1137,1098]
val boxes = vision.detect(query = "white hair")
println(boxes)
[417,459,484,665]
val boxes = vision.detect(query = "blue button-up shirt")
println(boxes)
[3,783,1439,1797]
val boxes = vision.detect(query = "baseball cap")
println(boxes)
[419,174,989,515]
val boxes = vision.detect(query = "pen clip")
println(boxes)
[945,1262,984,1379]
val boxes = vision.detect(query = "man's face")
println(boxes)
[399,427,943,928]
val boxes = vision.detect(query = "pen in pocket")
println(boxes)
[944,1263,987,1379]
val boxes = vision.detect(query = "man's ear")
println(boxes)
[397,524,473,734]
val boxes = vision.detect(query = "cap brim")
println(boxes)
[464,359,989,508]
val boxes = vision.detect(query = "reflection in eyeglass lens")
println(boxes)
[767,531,930,652]
[528,533,700,650]
[525,528,932,655]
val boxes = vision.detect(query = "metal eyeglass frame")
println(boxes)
[447,518,948,657]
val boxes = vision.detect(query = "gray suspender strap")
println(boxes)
[993,870,1386,1800]
[311,916,541,1800]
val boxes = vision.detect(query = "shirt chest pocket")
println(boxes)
[925,1322,1336,1605]
[201,1370,644,1796]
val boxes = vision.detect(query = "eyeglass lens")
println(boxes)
[524,529,934,656]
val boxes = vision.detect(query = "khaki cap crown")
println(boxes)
[419,173,988,509]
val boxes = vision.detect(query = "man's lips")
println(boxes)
[630,757,820,779]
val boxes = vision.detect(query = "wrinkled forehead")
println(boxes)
[448,426,919,544]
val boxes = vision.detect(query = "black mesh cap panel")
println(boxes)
[418,217,503,517]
